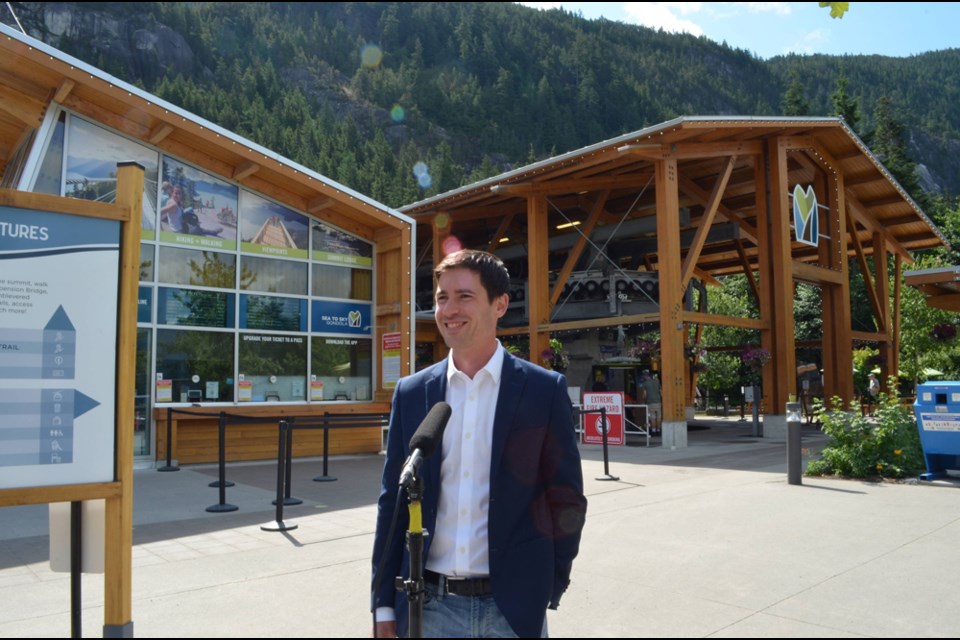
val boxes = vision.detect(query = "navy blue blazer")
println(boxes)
[372,349,587,637]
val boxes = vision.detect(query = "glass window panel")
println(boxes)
[140,243,154,281]
[134,328,152,456]
[241,255,307,295]
[160,155,238,250]
[158,246,236,288]
[65,116,160,240]
[33,112,65,194]
[311,337,372,401]
[155,329,234,403]
[240,295,305,331]
[311,219,373,265]
[157,287,235,328]
[238,333,307,402]
[312,264,372,300]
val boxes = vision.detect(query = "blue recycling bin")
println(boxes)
[914,382,960,480]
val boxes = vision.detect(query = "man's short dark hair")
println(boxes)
[435,249,510,302]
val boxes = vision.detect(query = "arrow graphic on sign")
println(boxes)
[0,306,76,379]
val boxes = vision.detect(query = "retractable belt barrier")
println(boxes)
[262,412,390,532]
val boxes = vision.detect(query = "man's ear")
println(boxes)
[494,293,509,318]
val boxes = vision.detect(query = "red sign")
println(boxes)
[582,392,625,445]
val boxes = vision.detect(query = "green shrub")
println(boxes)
[806,390,926,479]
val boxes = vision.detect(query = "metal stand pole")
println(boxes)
[157,406,179,471]
[262,421,298,531]
[787,401,802,485]
[207,412,238,512]
[596,407,619,481]
[71,501,82,639]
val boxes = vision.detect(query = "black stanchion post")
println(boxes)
[278,417,303,506]
[158,406,179,471]
[207,411,238,513]
[208,411,235,489]
[596,407,619,481]
[314,412,337,482]
[262,420,297,532]
[71,501,81,639]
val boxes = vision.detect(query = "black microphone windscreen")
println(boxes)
[408,401,452,459]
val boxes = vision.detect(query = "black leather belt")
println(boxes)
[424,570,493,596]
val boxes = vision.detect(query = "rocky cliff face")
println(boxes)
[6,2,197,80]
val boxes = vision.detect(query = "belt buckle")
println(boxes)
[443,576,465,596]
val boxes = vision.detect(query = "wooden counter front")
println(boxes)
[153,403,390,465]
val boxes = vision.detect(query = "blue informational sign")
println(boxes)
[0,205,119,488]
[311,300,372,335]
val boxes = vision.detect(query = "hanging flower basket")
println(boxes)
[932,323,957,342]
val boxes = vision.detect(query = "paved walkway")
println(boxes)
[2,417,959,637]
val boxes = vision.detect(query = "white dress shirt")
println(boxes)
[425,344,503,577]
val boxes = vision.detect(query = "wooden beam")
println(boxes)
[734,239,761,303]
[486,213,515,254]
[682,310,767,330]
[491,173,653,196]
[680,156,736,290]
[792,261,845,285]
[535,312,661,333]
[307,197,335,214]
[232,161,260,181]
[52,78,75,104]
[846,210,885,330]
[845,191,913,261]
[620,141,762,160]
[926,294,960,312]
[0,84,44,127]
[0,188,128,222]
[851,330,888,342]
[148,122,175,145]
[677,175,759,244]
[550,191,609,307]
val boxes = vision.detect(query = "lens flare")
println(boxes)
[413,161,428,177]
[390,104,405,122]
[418,173,433,189]
[360,43,383,68]
[441,235,463,255]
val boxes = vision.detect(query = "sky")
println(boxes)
[516,2,960,59]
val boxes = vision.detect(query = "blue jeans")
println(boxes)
[421,580,548,638]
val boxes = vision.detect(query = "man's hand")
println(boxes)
[374,620,398,638]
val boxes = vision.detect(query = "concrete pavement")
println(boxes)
[2,417,959,637]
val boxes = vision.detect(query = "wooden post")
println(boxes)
[874,232,894,389]
[655,158,686,446]
[766,138,797,415]
[823,171,853,403]
[527,196,551,366]
[104,162,143,637]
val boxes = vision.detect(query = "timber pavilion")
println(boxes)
[401,116,946,445]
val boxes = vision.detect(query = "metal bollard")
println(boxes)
[786,401,802,485]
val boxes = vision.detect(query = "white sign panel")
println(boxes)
[0,206,119,489]
[918,413,960,432]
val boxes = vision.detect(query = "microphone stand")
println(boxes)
[397,473,427,638]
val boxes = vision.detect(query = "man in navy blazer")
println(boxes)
[372,250,587,638]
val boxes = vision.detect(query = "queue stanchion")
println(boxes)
[208,410,235,488]
[207,411,238,513]
[157,406,180,472]
[596,407,619,481]
[276,416,303,506]
[313,413,337,482]
[262,420,297,532]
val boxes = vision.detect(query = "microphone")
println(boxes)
[399,401,452,487]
